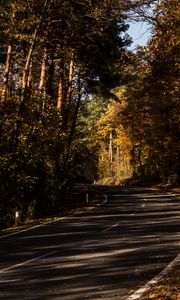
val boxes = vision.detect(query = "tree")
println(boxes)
[0,0,132,227]
[119,0,180,184]
[146,0,180,184]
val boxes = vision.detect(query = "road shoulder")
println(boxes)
[128,186,180,300]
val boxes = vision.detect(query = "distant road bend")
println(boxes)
[0,186,180,300]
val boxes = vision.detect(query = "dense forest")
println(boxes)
[0,0,179,227]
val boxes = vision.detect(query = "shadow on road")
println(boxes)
[0,186,180,299]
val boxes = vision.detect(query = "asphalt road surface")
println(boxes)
[0,186,180,300]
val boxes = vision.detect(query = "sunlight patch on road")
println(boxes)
[66,248,139,261]
[0,251,57,273]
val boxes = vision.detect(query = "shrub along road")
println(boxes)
[0,186,180,300]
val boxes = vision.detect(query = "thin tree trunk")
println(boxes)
[63,55,74,129]
[20,0,49,107]
[38,16,50,93]
[39,46,48,92]
[13,0,51,149]
[109,130,113,177]
[116,146,120,177]
[138,148,144,177]
[131,140,136,178]
[46,50,55,97]
[122,151,126,177]
[39,46,48,114]
[27,60,32,88]
[57,57,64,112]
[57,79,63,111]
[20,27,38,107]
[68,73,82,149]
[66,57,74,105]
[1,44,12,102]
[1,8,15,103]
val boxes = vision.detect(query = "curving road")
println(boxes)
[0,186,180,300]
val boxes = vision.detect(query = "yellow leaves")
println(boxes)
[142,269,180,300]
[115,127,131,148]
[150,0,180,55]
[97,101,118,137]
[96,89,132,146]
[115,88,127,102]
[148,293,156,299]
[97,94,128,138]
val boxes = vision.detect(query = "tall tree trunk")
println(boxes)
[57,56,64,112]
[116,146,120,177]
[46,50,55,97]
[39,46,48,114]
[57,79,63,111]
[66,57,74,105]
[68,73,82,149]
[1,7,16,103]
[131,141,136,178]
[63,55,74,129]
[109,130,113,177]
[20,28,38,107]
[20,0,50,107]
[27,60,32,88]
[1,44,12,102]
[14,0,49,147]
[138,148,144,177]
[39,46,48,92]
[58,55,74,123]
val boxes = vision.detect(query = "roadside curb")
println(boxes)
[127,188,180,300]
[127,252,180,300]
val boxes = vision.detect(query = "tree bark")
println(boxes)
[20,27,38,107]
[1,44,12,102]
[27,60,32,88]
[109,130,113,177]
[39,47,48,92]
[38,46,48,115]
[14,0,49,147]
[1,7,16,103]
[46,50,55,97]
[20,0,50,106]
[66,57,74,105]
[116,146,120,177]
[68,72,82,149]
[138,148,144,177]
[57,57,64,112]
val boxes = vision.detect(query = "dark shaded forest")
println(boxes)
[0,0,179,228]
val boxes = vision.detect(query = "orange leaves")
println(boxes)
[141,264,180,300]
[97,88,128,138]
[149,0,179,56]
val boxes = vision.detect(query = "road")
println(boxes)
[0,186,180,300]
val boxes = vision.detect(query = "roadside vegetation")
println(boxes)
[0,184,106,236]
[141,263,180,300]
